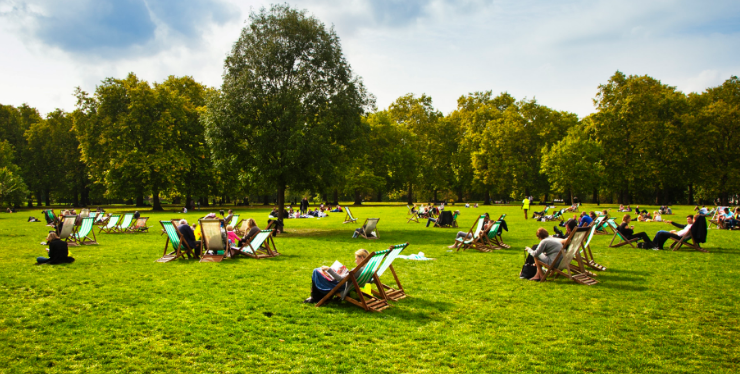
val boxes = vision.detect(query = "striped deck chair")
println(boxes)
[230,229,280,259]
[199,219,226,262]
[99,214,120,234]
[456,215,490,252]
[486,214,510,249]
[228,215,240,228]
[128,217,151,233]
[547,209,566,222]
[160,218,181,235]
[343,207,358,224]
[59,215,79,246]
[316,249,390,312]
[157,220,194,262]
[535,226,597,285]
[580,217,606,271]
[114,213,134,233]
[71,217,98,245]
[533,206,550,220]
[372,243,409,301]
[407,206,420,223]
[43,210,57,227]
[358,218,380,240]
[606,220,639,248]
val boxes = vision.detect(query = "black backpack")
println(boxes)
[520,253,537,279]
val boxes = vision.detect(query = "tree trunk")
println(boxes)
[433,190,438,204]
[333,189,339,205]
[457,188,464,203]
[152,187,163,211]
[569,187,574,206]
[484,190,491,205]
[186,194,192,210]
[688,183,694,205]
[353,189,362,206]
[277,186,286,219]
[44,187,50,206]
[136,194,144,207]
[592,188,598,205]
[36,191,42,207]
[73,191,80,207]
[263,195,270,205]
[407,184,413,205]
[377,191,382,203]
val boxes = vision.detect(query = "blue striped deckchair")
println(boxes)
[534,226,597,285]
[343,207,358,224]
[372,243,409,301]
[580,217,606,271]
[199,219,226,262]
[157,220,194,262]
[99,214,120,234]
[59,215,79,246]
[606,220,639,248]
[316,249,390,312]
[71,217,98,245]
[114,213,134,233]
[230,229,280,259]
[457,215,490,252]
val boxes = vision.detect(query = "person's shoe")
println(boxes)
[303,297,313,303]
[552,226,563,236]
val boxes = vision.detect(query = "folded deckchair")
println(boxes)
[486,214,510,249]
[230,229,280,259]
[669,232,708,253]
[315,249,390,312]
[358,218,380,240]
[580,217,606,271]
[99,214,120,234]
[606,220,639,248]
[114,213,134,233]
[457,215,490,252]
[157,220,194,262]
[534,226,597,285]
[71,217,98,245]
[372,243,409,301]
[199,219,226,262]
[59,215,79,246]
[343,207,358,224]
[128,217,151,233]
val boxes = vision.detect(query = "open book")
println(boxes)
[319,260,348,281]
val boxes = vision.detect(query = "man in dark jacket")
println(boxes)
[300,198,309,215]
[177,220,201,257]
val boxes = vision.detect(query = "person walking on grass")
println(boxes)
[521,196,531,220]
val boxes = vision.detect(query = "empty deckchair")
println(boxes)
[486,214,511,249]
[99,214,120,234]
[157,220,194,262]
[358,218,380,240]
[456,215,490,252]
[230,229,280,259]
[114,213,134,233]
[199,219,226,262]
[160,218,181,235]
[58,215,79,246]
[316,249,390,312]
[71,217,98,245]
[606,220,639,248]
[343,207,358,224]
[128,217,151,233]
[534,226,597,285]
[580,217,606,271]
[372,243,409,301]
[228,214,240,228]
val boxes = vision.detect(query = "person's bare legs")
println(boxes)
[530,264,545,281]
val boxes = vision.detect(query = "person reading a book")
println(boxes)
[304,249,369,304]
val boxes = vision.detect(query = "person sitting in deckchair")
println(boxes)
[618,214,653,248]
[526,228,568,282]
[304,249,369,304]
[177,219,201,258]
[426,210,459,227]
[223,210,234,225]
[37,232,75,265]
[238,218,261,245]
[352,222,375,239]
[552,219,577,239]
[447,213,493,249]
[716,207,733,229]
[650,215,693,250]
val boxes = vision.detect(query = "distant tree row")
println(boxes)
[1,5,738,211]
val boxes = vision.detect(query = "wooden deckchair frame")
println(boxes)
[128,217,151,233]
[606,220,639,248]
[99,214,120,234]
[157,220,194,262]
[532,206,550,220]
[59,215,79,246]
[114,213,134,233]
[230,229,280,259]
[235,219,250,236]
[580,218,606,271]
[71,217,98,245]
[372,243,409,301]
[359,218,380,240]
[316,249,390,312]
[199,219,226,262]
[407,206,420,223]
[44,209,57,227]
[343,207,358,224]
[486,214,511,249]
[456,215,491,252]
[534,227,597,285]
[669,232,708,253]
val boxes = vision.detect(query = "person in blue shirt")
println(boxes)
[578,211,594,227]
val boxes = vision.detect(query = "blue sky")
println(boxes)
[1,0,739,117]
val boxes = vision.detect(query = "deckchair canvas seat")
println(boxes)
[71,217,98,245]
[372,243,409,301]
[316,249,391,312]
[157,220,194,262]
[343,207,358,224]
[199,219,226,262]
[230,230,280,259]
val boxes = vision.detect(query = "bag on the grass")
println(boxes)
[520,252,537,279]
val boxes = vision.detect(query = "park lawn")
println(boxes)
[0,204,738,373]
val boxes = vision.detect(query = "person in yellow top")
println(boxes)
[521,196,530,220]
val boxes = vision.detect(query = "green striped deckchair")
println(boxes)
[580,217,606,271]
[160,218,181,236]
[343,207,357,224]
[606,220,639,248]
[228,215,240,228]
[535,226,597,285]
[71,217,98,245]
[44,209,57,227]
[199,219,226,262]
[59,215,79,246]
[548,209,566,222]
[157,220,194,262]
[114,213,134,233]
[99,214,120,234]
[316,249,390,312]
[230,229,280,259]
[456,215,490,252]
[486,214,510,249]
[372,243,409,301]
[533,206,550,219]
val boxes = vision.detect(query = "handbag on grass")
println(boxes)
[520,251,537,279]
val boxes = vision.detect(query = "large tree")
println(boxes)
[205,4,372,217]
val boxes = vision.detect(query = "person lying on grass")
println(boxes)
[526,228,568,282]
[37,232,75,265]
[447,213,493,249]
[304,249,369,304]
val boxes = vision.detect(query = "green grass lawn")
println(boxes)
[1,204,738,373]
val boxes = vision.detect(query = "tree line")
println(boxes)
[1,5,738,212]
